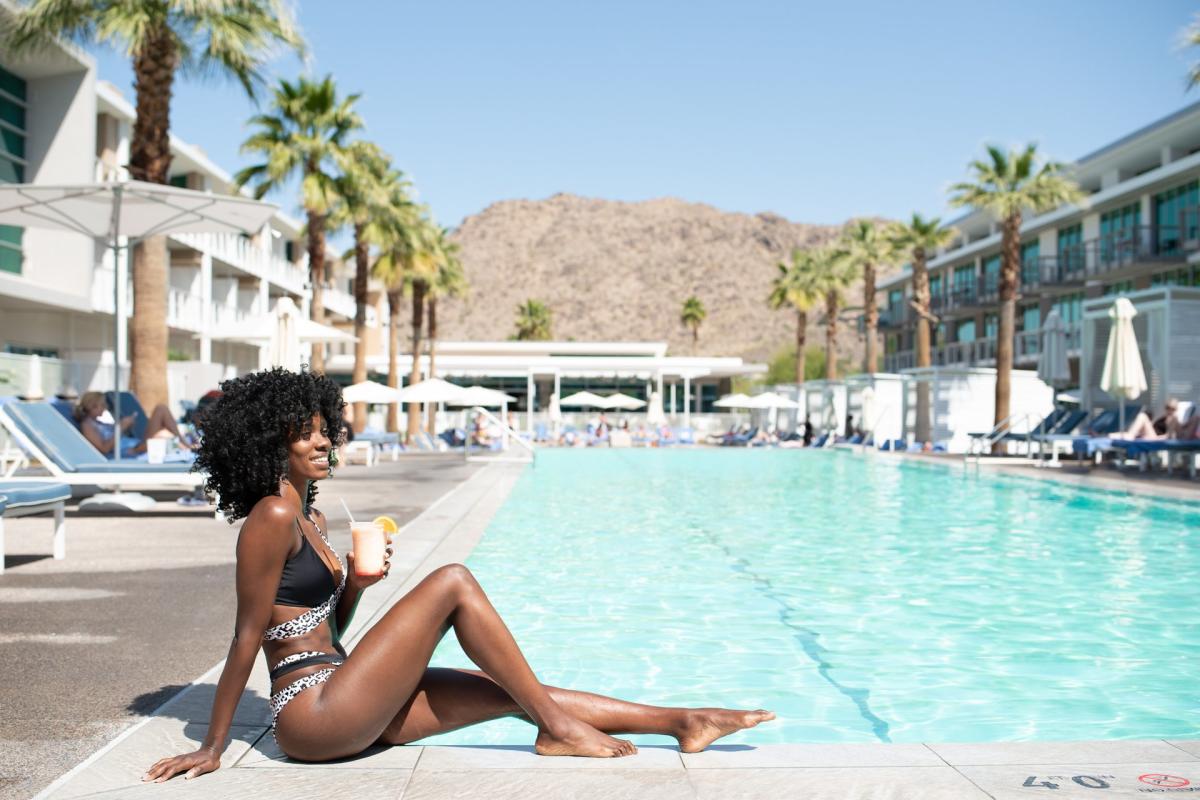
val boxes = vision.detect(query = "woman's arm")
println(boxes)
[143,499,294,783]
[80,420,114,455]
[316,509,389,637]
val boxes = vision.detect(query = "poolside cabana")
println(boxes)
[800,380,848,437]
[845,373,905,445]
[1080,286,1200,415]
[898,366,1054,452]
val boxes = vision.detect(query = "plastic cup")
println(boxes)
[351,522,386,577]
[146,437,168,464]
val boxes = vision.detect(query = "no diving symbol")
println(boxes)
[1140,774,1191,788]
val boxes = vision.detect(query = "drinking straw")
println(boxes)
[340,498,356,525]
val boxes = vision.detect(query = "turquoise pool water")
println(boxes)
[422,449,1200,745]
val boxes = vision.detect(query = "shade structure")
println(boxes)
[744,391,801,409]
[394,378,467,404]
[713,393,753,408]
[1100,297,1148,432]
[559,391,608,408]
[269,297,302,371]
[1037,308,1072,389]
[0,181,276,469]
[602,392,646,410]
[645,390,667,426]
[342,380,401,404]
[448,385,517,407]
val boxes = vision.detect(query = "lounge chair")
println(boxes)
[724,426,757,447]
[0,480,70,575]
[104,390,150,440]
[1069,406,1143,461]
[1110,438,1200,477]
[0,401,202,489]
[1032,408,1093,464]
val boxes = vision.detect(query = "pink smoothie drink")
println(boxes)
[351,522,386,577]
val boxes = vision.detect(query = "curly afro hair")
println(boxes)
[194,367,345,521]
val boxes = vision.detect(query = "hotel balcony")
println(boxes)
[322,285,357,321]
[878,304,910,328]
[91,266,250,332]
[171,232,309,296]
[882,322,1082,373]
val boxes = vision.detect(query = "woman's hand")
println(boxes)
[345,545,393,592]
[143,747,221,783]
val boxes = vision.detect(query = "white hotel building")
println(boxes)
[0,17,360,403]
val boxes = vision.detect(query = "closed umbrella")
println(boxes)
[602,392,646,410]
[1100,297,1148,432]
[269,297,302,371]
[1037,309,1071,389]
[342,380,401,404]
[645,390,667,427]
[548,392,563,437]
[20,354,44,400]
[860,386,877,434]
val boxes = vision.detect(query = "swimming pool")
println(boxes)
[422,448,1200,745]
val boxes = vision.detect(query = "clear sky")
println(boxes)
[88,0,1200,230]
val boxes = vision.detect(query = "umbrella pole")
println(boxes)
[111,185,123,464]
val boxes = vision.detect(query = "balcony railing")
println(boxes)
[172,232,309,294]
[878,305,909,327]
[881,322,1082,373]
[167,287,205,332]
[1044,223,1198,285]
[322,286,357,320]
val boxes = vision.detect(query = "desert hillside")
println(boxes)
[439,193,884,365]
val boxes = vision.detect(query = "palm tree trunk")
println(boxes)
[351,222,369,432]
[306,208,328,374]
[386,290,402,433]
[127,23,177,412]
[795,309,807,385]
[406,281,426,441]
[863,261,878,375]
[426,295,438,433]
[993,212,1022,451]
[691,324,698,350]
[824,291,838,381]
[912,248,932,444]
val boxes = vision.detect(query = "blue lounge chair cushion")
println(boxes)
[1073,437,1115,457]
[0,481,70,509]
[0,495,6,514]
[1112,438,1200,457]
[3,402,192,474]
[105,391,148,441]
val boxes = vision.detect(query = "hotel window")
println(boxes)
[1151,266,1200,287]
[929,273,943,301]
[1051,292,1083,324]
[1057,223,1083,278]
[0,66,25,274]
[953,264,975,300]
[1099,202,1140,264]
[1020,240,1040,286]
[1020,304,1040,332]
[982,253,1001,293]
[956,319,976,343]
[885,334,898,355]
[1153,180,1199,253]
[887,288,902,308]
[935,322,946,346]
[984,312,999,339]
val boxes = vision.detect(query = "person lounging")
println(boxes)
[1117,398,1200,441]
[74,391,192,458]
[143,368,773,783]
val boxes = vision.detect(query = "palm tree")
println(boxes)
[369,189,425,434]
[768,248,823,385]
[513,300,553,341]
[949,144,1083,433]
[838,220,894,375]
[9,1,304,410]
[888,213,957,443]
[425,227,467,433]
[332,142,397,431]
[235,75,363,374]
[1185,13,1200,88]
[679,296,706,351]
[811,247,857,381]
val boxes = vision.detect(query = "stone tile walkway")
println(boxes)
[31,459,1200,799]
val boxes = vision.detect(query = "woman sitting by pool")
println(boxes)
[1118,398,1200,440]
[74,391,192,458]
[143,368,772,783]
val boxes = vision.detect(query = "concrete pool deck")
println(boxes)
[32,458,1200,799]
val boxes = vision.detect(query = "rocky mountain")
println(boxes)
[439,193,883,365]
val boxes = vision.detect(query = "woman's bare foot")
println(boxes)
[675,708,776,753]
[535,716,637,758]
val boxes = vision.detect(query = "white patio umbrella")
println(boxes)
[1037,309,1071,389]
[602,392,646,410]
[208,300,358,346]
[448,386,517,407]
[1100,297,1148,433]
[394,377,467,404]
[342,380,401,405]
[744,391,802,409]
[19,354,44,400]
[714,392,753,408]
[0,181,275,512]
[645,390,667,427]
[559,390,608,408]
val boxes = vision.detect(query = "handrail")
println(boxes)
[464,406,535,464]
[967,411,1033,463]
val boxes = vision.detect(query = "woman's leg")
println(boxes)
[278,564,635,760]
[143,404,183,439]
[1120,412,1160,440]
[378,667,775,753]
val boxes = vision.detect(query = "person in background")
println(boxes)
[1118,398,1200,440]
[802,414,814,446]
[74,391,191,458]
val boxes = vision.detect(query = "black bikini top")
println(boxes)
[274,518,338,608]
